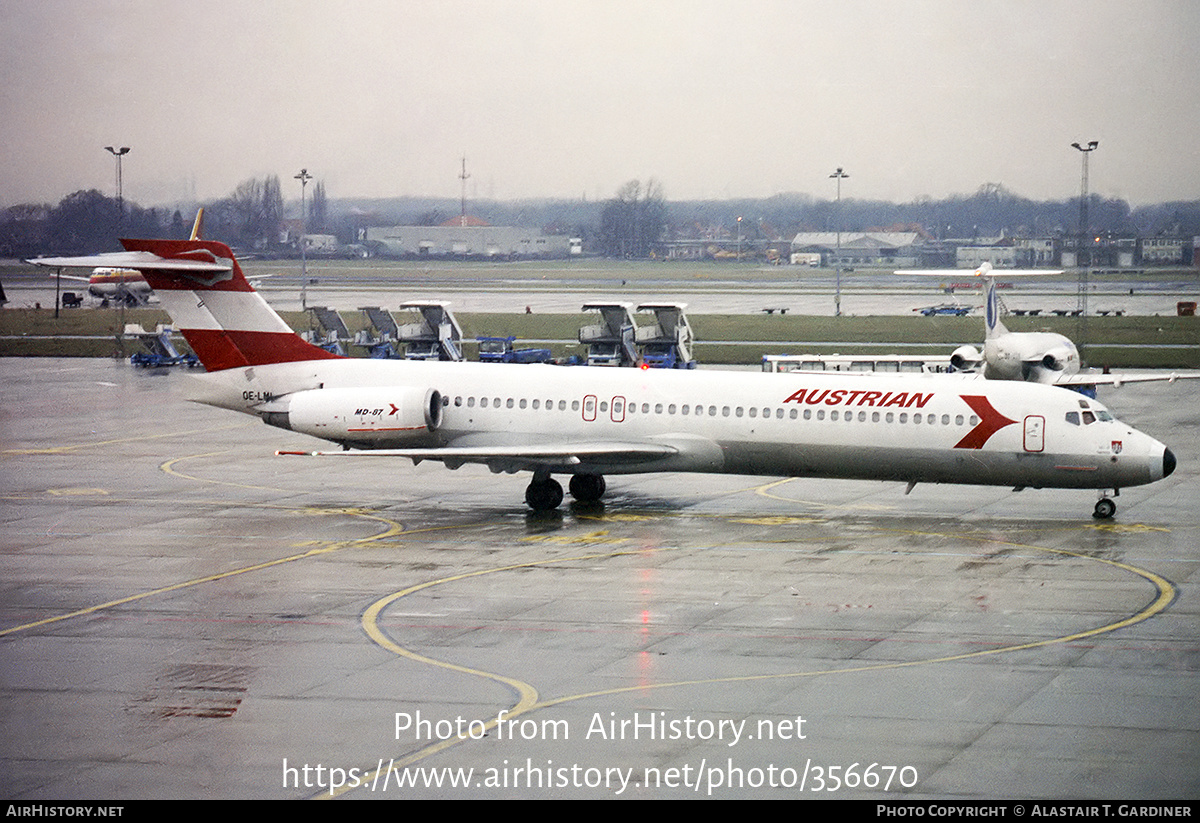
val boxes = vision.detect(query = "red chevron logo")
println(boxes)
[954,395,1018,449]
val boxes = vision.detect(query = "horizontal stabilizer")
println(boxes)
[26,251,231,273]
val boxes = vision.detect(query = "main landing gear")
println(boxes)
[524,472,606,511]
[1093,490,1118,520]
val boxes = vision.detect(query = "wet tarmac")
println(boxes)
[6,262,1197,316]
[1,358,1197,799]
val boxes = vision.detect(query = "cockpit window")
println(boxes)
[1065,411,1080,425]
[1082,411,1096,424]
[1097,410,1113,421]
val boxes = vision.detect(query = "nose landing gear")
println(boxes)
[1093,494,1117,520]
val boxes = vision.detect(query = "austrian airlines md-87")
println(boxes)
[31,236,1176,519]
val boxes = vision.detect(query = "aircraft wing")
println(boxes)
[277,441,679,472]
[896,267,1064,276]
[26,251,231,273]
[1057,372,1200,388]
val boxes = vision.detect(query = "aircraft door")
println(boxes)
[610,395,626,423]
[582,394,597,422]
[1023,415,1045,452]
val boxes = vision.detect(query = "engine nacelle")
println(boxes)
[263,386,443,446]
[949,345,982,372]
[1040,345,1076,372]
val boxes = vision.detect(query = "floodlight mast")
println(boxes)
[104,146,130,226]
[295,168,313,310]
[829,167,849,317]
[1071,140,1098,356]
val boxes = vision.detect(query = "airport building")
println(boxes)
[366,216,574,258]
[789,231,922,267]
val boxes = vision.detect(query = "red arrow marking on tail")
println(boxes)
[954,395,1018,449]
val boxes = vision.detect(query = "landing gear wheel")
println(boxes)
[568,473,606,502]
[1093,498,1117,519]
[525,477,564,512]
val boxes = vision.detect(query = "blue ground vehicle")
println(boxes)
[477,336,553,364]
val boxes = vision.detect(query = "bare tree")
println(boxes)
[599,178,668,257]
[222,175,284,248]
[262,174,283,244]
[310,180,328,234]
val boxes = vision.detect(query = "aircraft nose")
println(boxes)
[1163,447,1176,479]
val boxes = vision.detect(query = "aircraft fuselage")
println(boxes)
[190,359,1171,493]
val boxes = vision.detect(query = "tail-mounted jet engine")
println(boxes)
[1040,346,1074,373]
[261,387,443,447]
[949,345,982,372]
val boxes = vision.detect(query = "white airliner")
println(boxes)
[48,267,155,305]
[899,263,1197,391]
[30,238,1177,519]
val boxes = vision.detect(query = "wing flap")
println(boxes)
[277,442,679,471]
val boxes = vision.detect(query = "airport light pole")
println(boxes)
[737,215,743,262]
[295,168,312,310]
[103,146,131,357]
[1071,141,1097,356]
[104,146,130,227]
[830,167,849,317]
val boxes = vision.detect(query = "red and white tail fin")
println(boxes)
[119,237,341,371]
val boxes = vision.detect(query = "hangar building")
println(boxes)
[366,215,573,258]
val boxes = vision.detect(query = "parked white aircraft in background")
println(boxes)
[898,263,1197,392]
[47,267,155,305]
[29,239,1177,519]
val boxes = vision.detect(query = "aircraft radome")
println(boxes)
[29,237,1177,519]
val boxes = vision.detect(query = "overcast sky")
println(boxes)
[2,0,1198,210]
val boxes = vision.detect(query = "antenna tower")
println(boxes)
[458,155,470,226]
